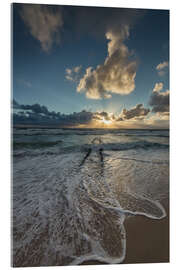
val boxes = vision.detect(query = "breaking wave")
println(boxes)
[13,140,169,159]
[13,140,168,266]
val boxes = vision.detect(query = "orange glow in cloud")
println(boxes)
[100,117,112,125]
[74,109,169,129]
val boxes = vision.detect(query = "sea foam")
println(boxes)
[13,143,168,266]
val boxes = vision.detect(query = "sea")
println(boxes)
[12,127,169,266]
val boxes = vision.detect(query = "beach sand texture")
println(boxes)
[13,128,169,266]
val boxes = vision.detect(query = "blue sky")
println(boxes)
[12,4,169,128]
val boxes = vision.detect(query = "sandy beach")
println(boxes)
[13,128,169,266]
[123,199,169,264]
[81,199,169,265]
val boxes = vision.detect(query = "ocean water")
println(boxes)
[12,128,169,266]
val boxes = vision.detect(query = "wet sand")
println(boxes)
[82,198,169,265]
[123,198,169,264]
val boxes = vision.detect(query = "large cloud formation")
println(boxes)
[93,104,150,123]
[19,5,140,97]
[149,83,169,114]
[77,28,137,99]
[13,100,93,126]
[72,7,142,99]
[13,99,169,128]
[20,4,63,52]
[13,100,151,127]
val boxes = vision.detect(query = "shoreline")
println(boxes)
[123,198,169,264]
[81,198,169,265]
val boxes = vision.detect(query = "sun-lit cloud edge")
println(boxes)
[156,61,169,77]
[12,99,169,129]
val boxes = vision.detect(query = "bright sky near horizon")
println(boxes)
[12,3,169,128]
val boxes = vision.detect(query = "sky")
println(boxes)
[12,3,169,128]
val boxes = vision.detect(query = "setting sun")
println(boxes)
[101,117,112,125]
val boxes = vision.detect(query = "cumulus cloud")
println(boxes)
[118,104,150,120]
[156,61,169,77]
[93,111,113,121]
[66,68,72,75]
[65,66,82,82]
[73,8,143,100]
[149,91,169,113]
[153,82,164,93]
[156,61,169,70]
[12,100,94,126]
[77,28,137,99]
[12,100,169,129]
[12,100,116,127]
[65,75,73,82]
[74,66,81,73]
[20,4,63,52]
[149,83,169,114]
[93,104,150,123]
[13,100,55,116]
[92,105,168,129]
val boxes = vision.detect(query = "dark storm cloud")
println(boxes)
[21,103,49,115]
[149,90,169,113]
[148,83,169,114]
[13,99,50,115]
[12,100,94,126]
[119,104,150,120]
